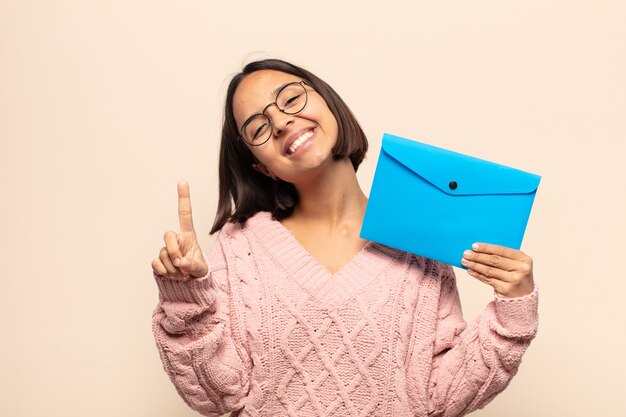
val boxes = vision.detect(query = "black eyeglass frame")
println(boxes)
[237,80,311,147]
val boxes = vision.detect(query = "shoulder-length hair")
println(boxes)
[210,59,368,234]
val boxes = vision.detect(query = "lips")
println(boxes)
[284,127,316,156]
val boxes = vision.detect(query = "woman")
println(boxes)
[151,59,538,417]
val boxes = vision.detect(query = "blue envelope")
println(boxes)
[360,133,541,268]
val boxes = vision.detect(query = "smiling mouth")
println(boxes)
[287,129,315,155]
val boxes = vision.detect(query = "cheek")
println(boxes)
[317,103,339,136]
[247,145,265,162]
[302,101,339,136]
[247,145,276,170]
[322,112,339,144]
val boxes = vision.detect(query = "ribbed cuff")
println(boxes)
[493,286,539,338]
[153,271,216,308]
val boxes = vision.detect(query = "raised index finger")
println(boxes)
[177,181,195,232]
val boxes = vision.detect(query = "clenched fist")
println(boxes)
[151,181,208,281]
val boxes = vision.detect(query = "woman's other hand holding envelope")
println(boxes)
[461,243,535,298]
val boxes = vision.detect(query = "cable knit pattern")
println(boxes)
[152,211,538,417]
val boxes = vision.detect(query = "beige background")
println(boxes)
[1,0,625,416]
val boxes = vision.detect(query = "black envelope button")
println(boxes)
[449,181,458,190]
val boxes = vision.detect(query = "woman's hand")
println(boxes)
[151,181,209,281]
[461,243,534,298]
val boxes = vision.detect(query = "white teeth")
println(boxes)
[288,130,314,154]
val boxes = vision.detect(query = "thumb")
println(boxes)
[179,256,208,278]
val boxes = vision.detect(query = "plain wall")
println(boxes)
[1,0,625,416]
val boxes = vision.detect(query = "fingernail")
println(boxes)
[461,258,469,266]
[173,258,180,267]
[472,243,480,250]
[463,250,472,258]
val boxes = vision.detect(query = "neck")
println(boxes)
[289,158,368,226]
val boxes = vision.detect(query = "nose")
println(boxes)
[265,106,294,137]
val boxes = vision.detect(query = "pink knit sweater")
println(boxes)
[152,211,538,417]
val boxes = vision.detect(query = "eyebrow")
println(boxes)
[242,82,294,125]
[271,82,291,97]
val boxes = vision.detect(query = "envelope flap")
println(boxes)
[381,133,541,196]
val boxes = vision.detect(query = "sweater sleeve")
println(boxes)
[426,264,539,417]
[151,238,250,417]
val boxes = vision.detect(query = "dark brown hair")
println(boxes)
[210,59,368,234]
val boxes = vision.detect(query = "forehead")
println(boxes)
[233,70,302,122]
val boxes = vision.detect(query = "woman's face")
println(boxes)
[232,69,339,184]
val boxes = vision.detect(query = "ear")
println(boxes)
[252,162,275,178]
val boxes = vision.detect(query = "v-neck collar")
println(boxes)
[246,212,402,308]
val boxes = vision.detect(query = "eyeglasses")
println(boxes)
[238,80,310,146]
